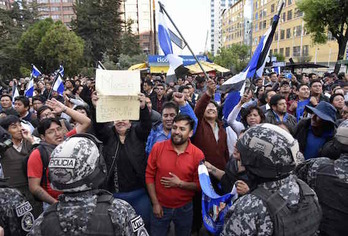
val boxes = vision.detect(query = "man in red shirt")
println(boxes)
[27,98,91,210]
[146,114,204,236]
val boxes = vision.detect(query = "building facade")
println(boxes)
[211,0,234,55]
[222,0,339,67]
[121,0,156,54]
[36,0,75,26]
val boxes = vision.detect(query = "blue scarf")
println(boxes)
[198,163,238,235]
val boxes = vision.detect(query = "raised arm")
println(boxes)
[194,79,216,120]
[46,98,91,134]
[173,92,198,134]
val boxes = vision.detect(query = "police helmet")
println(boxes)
[49,133,107,192]
[236,123,303,179]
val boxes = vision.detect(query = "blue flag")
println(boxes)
[31,65,42,78]
[53,74,64,96]
[58,65,64,77]
[198,163,238,235]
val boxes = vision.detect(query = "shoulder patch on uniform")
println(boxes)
[21,212,34,232]
[15,201,33,217]
[137,227,149,236]
[130,215,145,232]
[49,158,76,169]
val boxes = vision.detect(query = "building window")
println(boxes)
[302,45,309,56]
[51,7,60,11]
[270,49,273,55]
[271,4,275,13]
[274,32,278,41]
[285,47,290,57]
[282,12,286,22]
[294,25,302,37]
[274,49,278,54]
[259,21,262,30]
[287,10,292,21]
[286,28,291,38]
[293,46,301,56]
[280,48,284,56]
[255,23,258,32]
[280,29,285,40]
[255,12,258,20]
[288,0,293,5]
[263,20,267,29]
[295,8,303,18]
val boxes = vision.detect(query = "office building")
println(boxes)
[121,0,156,54]
[222,0,339,67]
[210,0,234,55]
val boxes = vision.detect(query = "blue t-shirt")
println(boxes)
[304,126,333,160]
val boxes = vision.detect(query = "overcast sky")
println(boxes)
[158,0,210,55]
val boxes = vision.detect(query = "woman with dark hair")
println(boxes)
[227,93,265,135]
[255,86,266,106]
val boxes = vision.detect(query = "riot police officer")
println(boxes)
[0,162,35,235]
[221,124,321,236]
[295,120,348,236]
[29,134,148,236]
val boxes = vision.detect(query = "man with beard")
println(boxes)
[145,92,197,156]
[146,115,204,236]
[265,94,297,133]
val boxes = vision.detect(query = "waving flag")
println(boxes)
[97,61,106,70]
[158,4,188,83]
[220,13,281,94]
[199,163,238,235]
[220,2,283,119]
[53,74,64,96]
[31,65,42,78]
[12,84,19,105]
[58,65,64,77]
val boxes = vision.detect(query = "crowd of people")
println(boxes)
[0,70,347,236]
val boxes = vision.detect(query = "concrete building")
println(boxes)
[210,0,234,55]
[222,0,339,68]
[36,0,75,26]
[121,0,156,54]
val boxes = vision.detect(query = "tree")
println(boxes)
[18,18,55,69]
[71,0,123,65]
[297,0,348,73]
[213,44,250,73]
[35,21,85,75]
[0,1,39,78]
[120,19,142,56]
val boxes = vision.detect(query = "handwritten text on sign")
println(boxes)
[96,69,140,96]
[96,96,139,122]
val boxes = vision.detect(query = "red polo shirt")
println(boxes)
[146,139,204,208]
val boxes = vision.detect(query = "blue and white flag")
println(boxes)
[198,163,238,235]
[220,17,280,94]
[25,78,34,97]
[220,4,283,119]
[31,65,42,78]
[158,4,188,83]
[12,84,19,105]
[58,65,64,77]
[53,74,64,96]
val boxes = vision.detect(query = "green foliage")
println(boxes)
[20,66,31,77]
[117,53,147,70]
[213,44,250,73]
[71,0,123,65]
[18,18,55,68]
[297,0,348,72]
[273,52,285,62]
[35,21,85,75]
[0,1,38,79]
[120,19,142,56]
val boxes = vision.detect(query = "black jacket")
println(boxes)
[92,107,152,191]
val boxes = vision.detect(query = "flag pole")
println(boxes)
[47,72,61,100]
[158,1,210,80]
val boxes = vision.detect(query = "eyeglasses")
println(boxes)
[45,127,63,136]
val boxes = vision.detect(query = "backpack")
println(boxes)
[23,145,50,188]
[251,179,321,236]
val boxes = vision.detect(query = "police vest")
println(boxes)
[315,163,348,236]
[252,179,321,236]
[41,192,115,235]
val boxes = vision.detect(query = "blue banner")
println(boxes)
[148,55,208,66]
